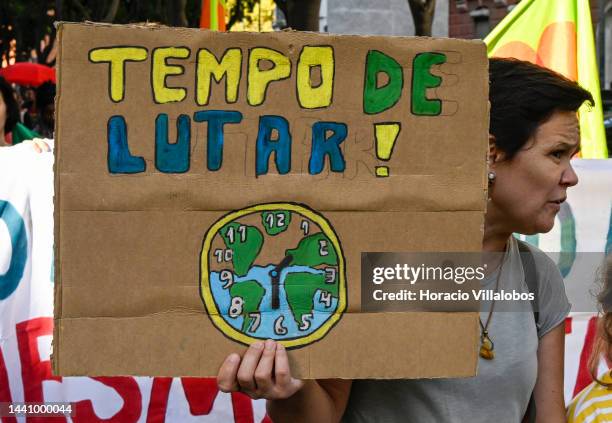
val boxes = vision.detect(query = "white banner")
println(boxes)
[1,147,611,417]
[0,143,267,422]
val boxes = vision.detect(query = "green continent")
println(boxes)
[286,232,338,267]
[220,223,264,276]
[229,280,265,332]
[284,272,338,326]
[261,211,291,236]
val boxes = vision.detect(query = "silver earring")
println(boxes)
[487,171,496,183]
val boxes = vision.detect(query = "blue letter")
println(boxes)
[193,110,243,171]
[108,115,146,174]
[309,121,347,174]
[0,200,27,300]
[256,116,292,176]
[155,113,191,173]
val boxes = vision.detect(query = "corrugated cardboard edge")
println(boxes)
[51,21,65,376]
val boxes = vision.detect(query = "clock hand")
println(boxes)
[270,255,293,310]
[276,254,293,272]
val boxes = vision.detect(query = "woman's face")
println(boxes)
[489,110,580,235]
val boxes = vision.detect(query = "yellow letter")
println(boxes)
[297,46,334,109]
[89,47,148,102]
[152,47,190,104]
[196,48,242,105]
[247,48,291,106]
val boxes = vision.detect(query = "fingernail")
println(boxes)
[227,353,239,363]
[253,341,264,350]
[278,343,285,351]
[265,339,275,350]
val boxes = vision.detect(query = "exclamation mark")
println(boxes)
[374,123,401,177]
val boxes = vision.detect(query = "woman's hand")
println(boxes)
[22,138,51,153]
[217,339,304,400]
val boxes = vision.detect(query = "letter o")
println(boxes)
[0,200,27,299]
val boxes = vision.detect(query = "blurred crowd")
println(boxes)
[0,76,55,147]
[0,29,57,147]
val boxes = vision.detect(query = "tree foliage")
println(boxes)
[1,0,437,63]
[1,0,204,61]
[228,0,321,31]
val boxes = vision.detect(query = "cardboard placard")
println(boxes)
[53,22,489,379]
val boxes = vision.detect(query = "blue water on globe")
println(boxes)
[210,265,339,340]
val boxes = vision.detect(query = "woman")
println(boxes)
[0,77,49,151]
[216,58,594,422]
[567,255,612,422]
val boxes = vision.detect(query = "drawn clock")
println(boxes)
[200,203,346,349]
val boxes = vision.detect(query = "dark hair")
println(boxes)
[0,77,20,134]
[36,81,56,111]
[489,58,594,160]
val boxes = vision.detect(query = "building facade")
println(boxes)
[449,0,607,89]
[326,0,449,37]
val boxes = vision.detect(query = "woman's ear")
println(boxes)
[488,134,504,167]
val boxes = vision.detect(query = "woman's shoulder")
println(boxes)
[510,236,562,283]
[509,236,571,337]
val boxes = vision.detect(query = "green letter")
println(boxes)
[411,52,447,116]
[363,50,403,115]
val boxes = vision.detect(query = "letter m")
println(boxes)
[196,48,242,105]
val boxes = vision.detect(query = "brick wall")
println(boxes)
[449,0,600,39]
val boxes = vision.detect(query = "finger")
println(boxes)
[254,340,276,394]
[37,140,50,152]
[217,353,240,393]
[274,344,304,398]
[274,343,292,387]
[236,341,264,392]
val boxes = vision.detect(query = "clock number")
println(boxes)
[324,268,336,284]
[237,225,247,242]
[319,291,332,308]
[274,315,288,335]
[219,270,234,289]
[226,225,247,244]
[319,240,329,256]
[301,220,309,235]
[248,312,261,333]
[265,212,286,227]
[299,313,313,331]
[214,249,233,263]
[229,296,244,318]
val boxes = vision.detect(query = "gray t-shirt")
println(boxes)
[342,237,570,423]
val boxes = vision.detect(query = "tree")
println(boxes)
[1,0,205,64]
[228,0,321,32]
[55,0,200,27]
[407,0,436,36]
[274,0,321,31]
